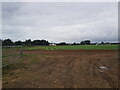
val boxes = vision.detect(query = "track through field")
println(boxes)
[3,50,118,88]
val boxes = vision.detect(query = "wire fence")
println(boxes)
[2,45,23,67]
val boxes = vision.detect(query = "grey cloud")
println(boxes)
[2,2,118,43]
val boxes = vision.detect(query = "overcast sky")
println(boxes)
[2,2,118,43]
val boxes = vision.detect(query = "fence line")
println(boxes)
[2,46,23,67]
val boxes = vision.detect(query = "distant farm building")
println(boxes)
[49,43,56,46]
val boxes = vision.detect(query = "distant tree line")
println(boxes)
[2,38,118,46]
[56,40,91,46]
[2,39,49,46]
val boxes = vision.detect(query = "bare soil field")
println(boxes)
[3,50,118,88]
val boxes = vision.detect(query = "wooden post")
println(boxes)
[20,49,23,59]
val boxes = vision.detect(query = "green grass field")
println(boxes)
[24,45,118,50]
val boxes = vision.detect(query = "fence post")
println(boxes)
[20,46,23,60]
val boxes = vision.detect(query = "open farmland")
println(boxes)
[2,45,118,88]
[25,45,118,50]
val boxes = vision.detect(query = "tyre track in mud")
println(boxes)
[87,57,117,88]
[37,56,76,88]
[63,58,75,88]
[56,56,81,88]
[86,58,100,88]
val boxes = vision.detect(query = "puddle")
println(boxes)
[99,66,108,69]
[98,66,109,72]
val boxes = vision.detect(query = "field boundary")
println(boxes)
[2,46,23,67]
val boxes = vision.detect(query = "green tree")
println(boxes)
[80,40,91,45]
[2,39,14,46]
[25,39,31,46]
[15,41,23,45]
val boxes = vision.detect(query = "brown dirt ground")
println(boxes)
[2,50,118,88]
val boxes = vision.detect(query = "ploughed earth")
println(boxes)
[3,50,118,88]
